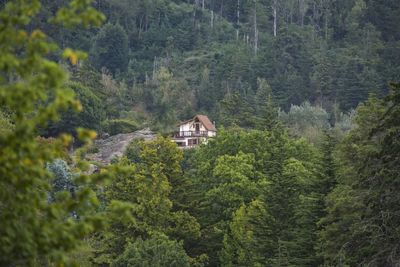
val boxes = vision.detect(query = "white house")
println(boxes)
[172,115,217,148]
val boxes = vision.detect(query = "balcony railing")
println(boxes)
[173,131,208,138]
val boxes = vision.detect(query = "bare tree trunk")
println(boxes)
[152,56,157,80]
[211,10,214,28]
[325,10,328,40]
[237,0,240,25]
[299,0,304,26]
[202,0,205,10]
[322,0,329,40]
[236,0,240,40]
[138,15,144,39]
[273,0,277,37]
[254,1,258,54]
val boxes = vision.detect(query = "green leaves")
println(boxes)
[94,138,201,264]
[185,127,323,265]
[319,85,400,265]
[0,1,108,265]
[90,23,129,74]
[53,0,105,28]
[112,235,191,267]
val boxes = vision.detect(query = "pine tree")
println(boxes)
[254,78,279,130]
[91,23,129,74]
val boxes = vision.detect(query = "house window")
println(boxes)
[176,142,185,147]
[188,139,198,146]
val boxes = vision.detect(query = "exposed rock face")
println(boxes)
[88,128,156,164]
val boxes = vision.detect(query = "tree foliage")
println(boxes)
[112,235,191,267]
[91,23,129,74]
[0,0,110,265]
[319,84,400,266]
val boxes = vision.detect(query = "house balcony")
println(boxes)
[173,131,208,138]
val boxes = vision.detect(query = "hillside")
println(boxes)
[32,0,400,136]
[1,1,400,266]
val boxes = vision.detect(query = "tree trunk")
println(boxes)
[237,0,240,25]
[211,10,214,28]
[299,0,305,27]
[254,1,258,54]
[273,0,277,37]
[325,10,328,40]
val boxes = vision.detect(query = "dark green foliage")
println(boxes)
[4,0,400,266]
[102,119,139,135]
[185,128,323,266]
[254,78,279,130]
[319,85,400,266]
[112,235,191,267]
[365,0,400,41]
[45,82,105,136]
[91,23,129,74]
[220,199,276,266]
[35,0,399,120]
[93,137,202,264]
[46,159,75,201]
[219,93,256,128]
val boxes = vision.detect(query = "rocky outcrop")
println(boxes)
[88,128,156,164]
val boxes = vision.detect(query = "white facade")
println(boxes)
[172,115,217,148]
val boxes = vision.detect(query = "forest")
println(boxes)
[0,0,400,266]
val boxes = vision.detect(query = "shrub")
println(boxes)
[101,119,139,135]
[45,82,105,137]
[111,235,190,267]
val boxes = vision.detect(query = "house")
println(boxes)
[172,115,217,148]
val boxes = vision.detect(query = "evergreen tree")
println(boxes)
[319,88,400,265]
[91,23,129,74]
[219,93,257,128]
[220,199,276,266]
[112,235,191,267]
[254,78,279,130]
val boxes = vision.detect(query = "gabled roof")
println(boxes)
[178,114,217,131]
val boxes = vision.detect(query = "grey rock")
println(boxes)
[88,128,156,164]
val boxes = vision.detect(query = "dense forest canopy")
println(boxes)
[0,0,400,266]
[24,0,400,130]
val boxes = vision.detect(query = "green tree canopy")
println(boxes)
[91,23,129,74]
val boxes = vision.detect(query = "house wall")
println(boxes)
[179,121,208,132]
[180,123,191,132]
[173,119,216,148]
[208,131,216,137]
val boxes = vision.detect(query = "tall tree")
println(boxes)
[319,86,400,266]
[91,23,129,74]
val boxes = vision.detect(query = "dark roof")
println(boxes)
[178,115,217,131]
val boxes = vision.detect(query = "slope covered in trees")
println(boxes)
[1,0,400,266]
[26,0,400,133]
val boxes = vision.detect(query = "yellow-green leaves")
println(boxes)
[53,0,105,28]
[63,48,87,65]
[0,1,107,265]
